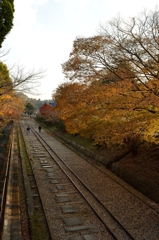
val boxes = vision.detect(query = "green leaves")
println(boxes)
[0,62,12,95]
[0,0,14,47]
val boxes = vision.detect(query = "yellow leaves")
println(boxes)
[53,76,159,147]
[142,114,159,144]
[0,93,24,122]
[59,20,159,147]
[0,62,21,126]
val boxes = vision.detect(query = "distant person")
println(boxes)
[26,126,31,133]
[38,126,41,133]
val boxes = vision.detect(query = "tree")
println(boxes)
[39,103,59,123]
[53,82,89,133]
[9,64,46,95]
[62,8,159,112]
[0,61,12,95]
[25,102,35,115]
[0,0,14,47]
[0,62,26,130]
[53,80,159,148]
[0,92,24,131]
[0,62,46,96]
[62,36,116,83]
[99,8,159,99]
[60,8,159,149]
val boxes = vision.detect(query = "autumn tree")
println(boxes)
[0,61,45,132]
[56,77,159,150]
[0,0,14,47]
[62,8,159,112]
[0,61,45,131]
[1,94,24,120]
[0,62,25,129]
[99,8,159,103]
[39,103,59,123]
[59,8,159,151]
[0,91,24,131]
[53,81,151,148]
[62,35,116,83]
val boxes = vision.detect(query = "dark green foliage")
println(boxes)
[0,0,14,47]
[25,102,35,115]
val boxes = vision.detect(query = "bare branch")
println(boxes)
[9,64,46,95]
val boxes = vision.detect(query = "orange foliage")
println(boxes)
[0,93,24,125]
[59,27,159,147]
[53,79,159,147]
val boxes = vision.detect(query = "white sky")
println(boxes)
[2,0,159,100]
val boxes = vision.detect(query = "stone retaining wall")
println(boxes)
[112,163,159,203]
[52,130,108,164]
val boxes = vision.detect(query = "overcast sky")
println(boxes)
[2,0,159,100]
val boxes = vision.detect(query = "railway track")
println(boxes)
[21,121,115,240]
[2,119,159,239]
[25,121,135,240]
[0,126,13,239]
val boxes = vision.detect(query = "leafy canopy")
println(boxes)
[0,0,14,47]
[53,8,159,148]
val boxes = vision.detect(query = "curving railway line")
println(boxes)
[1,118,159,239]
